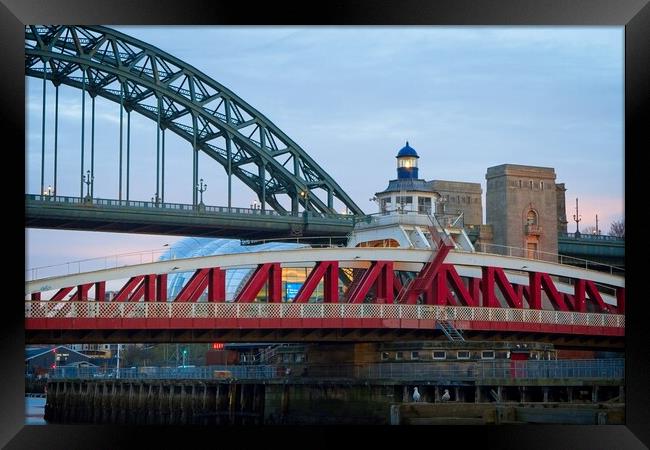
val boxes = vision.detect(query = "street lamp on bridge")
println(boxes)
[573,197,582,237]
[82,170,94,202]
[197,178,207,206]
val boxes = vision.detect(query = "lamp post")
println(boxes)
[573,197,582,237]
[43,185,53,199]
[82,170,93,201]
[197,178,207,206]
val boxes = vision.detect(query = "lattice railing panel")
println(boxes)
[24,302,625,330]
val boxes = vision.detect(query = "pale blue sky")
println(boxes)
[26,26,624,269]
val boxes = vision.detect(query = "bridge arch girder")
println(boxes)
[25,25,363,216]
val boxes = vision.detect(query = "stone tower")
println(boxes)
[485,164,559,260]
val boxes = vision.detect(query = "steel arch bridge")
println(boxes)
[25,25,363,218]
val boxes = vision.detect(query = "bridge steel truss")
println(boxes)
[25,248,625,345]
[25,25,363,216]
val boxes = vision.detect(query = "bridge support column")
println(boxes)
[119,81,123,200]
[95,282,105,302]
[126,109,131,201]
[80,67,86,199]
[543,387,549,403]
[192,113,198,207]
[40,59,47,195]
[156,274,167,301]
[574,279,586,312]
[207,268,226,302]
[90,95,95,198]
[592,386,599,403]
[54,84,59,195]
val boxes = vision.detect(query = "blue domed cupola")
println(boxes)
[396,141,419,179]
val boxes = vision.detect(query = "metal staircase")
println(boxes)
[436,320,465,342]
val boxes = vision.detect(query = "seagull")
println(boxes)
[441,389,451,402]
[412,387,421,402]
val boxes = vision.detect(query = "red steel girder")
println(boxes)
[50,286,74,301]
[235,263,282,303]
[95,281,105,302]
[444,264,479,307]
[176,269,209,302]
[294,261,338,303]
[114,276,144,302]
[481,267,522,308]
[156,274,168,301]
[69,283,92,301]
[399,237,452,304]
[348,261,393,304]
[207,268,226,302]
[584,279,611,313]
[527,272,569,311]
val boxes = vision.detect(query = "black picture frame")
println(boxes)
[4,0,647,448]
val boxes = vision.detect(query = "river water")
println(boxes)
[25,396,46,425]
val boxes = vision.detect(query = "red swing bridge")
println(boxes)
[25,244,624,348]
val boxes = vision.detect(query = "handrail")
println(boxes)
[26,193,364,222]
[476,243,624,275]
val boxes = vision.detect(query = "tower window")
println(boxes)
[526,210,538,226]
[540,181,544,190]
[518,180,522,188]
[529,180,533,189]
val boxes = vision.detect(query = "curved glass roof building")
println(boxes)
[158,238,308,301]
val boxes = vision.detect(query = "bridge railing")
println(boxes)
[25,302,625,329]
[27,194,362,223]
[474,243,624,275]
[559,232,624,242]
[47,359,624,382]
[25,247,173,281]
[476,358,625,380]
